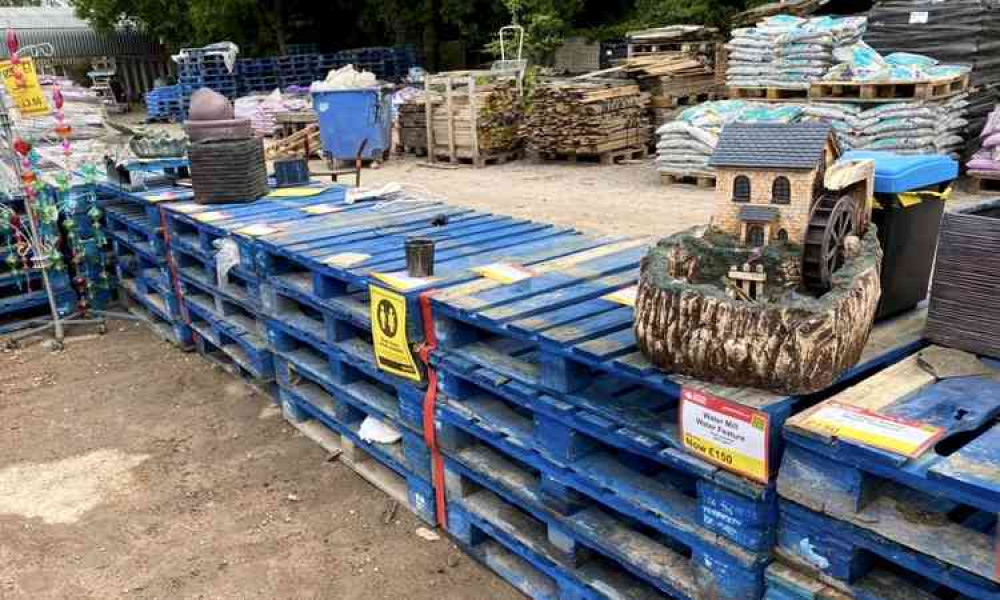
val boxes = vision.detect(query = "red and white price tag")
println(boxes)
[681,387,771,484]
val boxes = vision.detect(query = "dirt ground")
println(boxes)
[0,156,990,600]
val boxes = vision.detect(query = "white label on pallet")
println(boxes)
[472,262,534,284]
[796,402,945,458]
[193,211,229,223]
[603,285,638,307]
[323,252,370,268]
[372,271,438,291]
[302,203,347,215]
[909,11,929,23]
[235,224,279,237]
[681,387,770,484]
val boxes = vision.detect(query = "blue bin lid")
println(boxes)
[840,151,958,194]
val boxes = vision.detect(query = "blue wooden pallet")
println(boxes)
[266,315,422,411]
[447,482,687,600]
[0,274,75,332]
[429,254,928,477]
[183,284,273,380]
[764,561,959,600]
[441,430,768,600]
[161,185,347,275]
[105,202,167,258]
[119,279,193,348]
[172,245,261,313]
[777,500,998,600]
[778,345,1000,593]
[433,355,776,552]
[279,374,436,524]
[436,393,769,598]
[254,201,612,352]
[194,334,278,402]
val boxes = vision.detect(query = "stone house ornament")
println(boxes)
[635,122,882,394]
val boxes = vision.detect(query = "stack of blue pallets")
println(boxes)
[422,241,927,600]
[770,345,1000,600]
[177,51,239,113]
[145,84,185,121]
[57,184,116,311]
[236,58,279,95]
[160,187,356,397]
[106,177,983,600]
[104,187,194,347]
[0,194,77,334]
[277,55,318,89]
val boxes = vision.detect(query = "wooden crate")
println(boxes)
[424,69,524,168]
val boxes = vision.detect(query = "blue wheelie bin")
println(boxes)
[842,151,958,320]
[312,86,392,161]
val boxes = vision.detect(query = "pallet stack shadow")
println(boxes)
[423,236,926,599]
[102,172,195,347]
[0,194,76,333]
[524,79,650,164]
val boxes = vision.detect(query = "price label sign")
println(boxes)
[797,402,944,458]
[0,58,50,117]
[680,387,770,484]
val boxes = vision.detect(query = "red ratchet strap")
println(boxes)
[158,204,196,335]
[418,290,448,528]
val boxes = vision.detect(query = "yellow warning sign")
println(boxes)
[370,285,422,382]
[0,58,49,117]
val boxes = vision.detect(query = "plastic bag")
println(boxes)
[214,238,240,293]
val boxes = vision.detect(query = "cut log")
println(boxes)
[634,227,883,395]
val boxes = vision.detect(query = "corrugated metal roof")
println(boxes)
[0,7,163,58]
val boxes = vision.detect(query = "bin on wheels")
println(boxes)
[312,87,392,162]
[842,151,958,321]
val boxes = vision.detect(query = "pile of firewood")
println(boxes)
[425,73,524,161]
[619,52,719,127]
[398,101,427,152]
[522,79,650,157]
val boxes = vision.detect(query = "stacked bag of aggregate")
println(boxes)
[853,95,969,156]
[773,17,868,88]
[967,105,1000,172]
[656,100,806,176]
[655,94,969,178]
[865,0,1000,156]
[727,15,868,89]
[824,41,971,82]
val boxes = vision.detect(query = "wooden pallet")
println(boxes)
[397,145,428,157]
[430,148,522,168]
[967,170,1000,193]
[659,171,716,187]
[529,145,648,165]
[728,86,809,101]
[809,73,969,103]
[649,90,721,109]
[266,123,321,159]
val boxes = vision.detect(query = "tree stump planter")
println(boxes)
[634,227,883,395]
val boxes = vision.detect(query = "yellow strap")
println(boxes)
[897,186,952,208]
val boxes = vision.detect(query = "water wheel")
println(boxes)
[803,193,856,292]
